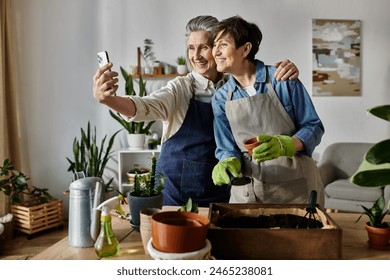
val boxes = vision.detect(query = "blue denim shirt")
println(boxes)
[212,60,324,160]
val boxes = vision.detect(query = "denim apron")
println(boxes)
[157,78,230,207]
[225,71,324,207]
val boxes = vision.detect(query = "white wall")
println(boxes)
[12,0,390,216]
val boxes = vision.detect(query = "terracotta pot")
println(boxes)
[243,137,261,155]
[365,223,390,250]
[151,211,210,253]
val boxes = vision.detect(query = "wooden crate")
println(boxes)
[11,200,64,237]
[208,203,342,260]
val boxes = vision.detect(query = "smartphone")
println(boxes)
[97,51,110,68]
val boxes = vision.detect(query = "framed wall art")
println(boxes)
[312,19,361,96]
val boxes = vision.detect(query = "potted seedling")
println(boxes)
[176,56,188,75]
[355,195,390,250]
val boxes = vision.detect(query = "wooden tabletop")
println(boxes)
[31,209,390,260]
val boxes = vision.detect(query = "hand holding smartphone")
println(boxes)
[97,51,110,69]
[97,51,116,95]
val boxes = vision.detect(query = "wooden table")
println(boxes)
[31,211,390,260]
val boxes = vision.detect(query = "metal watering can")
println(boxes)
[68,172,105,248]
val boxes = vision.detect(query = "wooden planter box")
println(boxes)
[11,200,64,238]
[207,203,342,260]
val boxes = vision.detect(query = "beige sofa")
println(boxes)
[318,142,390,212]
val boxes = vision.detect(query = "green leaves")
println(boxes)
[356,195,389,227]
[179,197,199,213]
[110,67,155,134]
[367,105,390,122]
[130,156,164,197]
[66,122,120,192]
[351,105,390,188]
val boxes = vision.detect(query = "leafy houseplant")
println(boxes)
[351,105,390,187]
[0,159,54,206]
[350,105,390,249]
[127,155,164,227]
[109,67,155,135]
[356,195,389,228]
[66,122,120,192]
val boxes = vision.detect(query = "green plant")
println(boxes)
[109,67,155,134]
[178,197,198,213]
[351,105,390,187]
[66,122,120,191]
[0,159,55,205]
[131,156,164,197]
[350,105,390,228]
[147,138,159,149]
[176,56,186,65]
[356,195,389,228]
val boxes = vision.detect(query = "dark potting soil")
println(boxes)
[216,214,323,229]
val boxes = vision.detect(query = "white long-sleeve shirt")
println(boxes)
[125,71,227,144]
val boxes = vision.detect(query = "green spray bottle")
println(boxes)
[94,195,125,257]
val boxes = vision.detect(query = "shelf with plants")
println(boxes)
[118,149,161,195]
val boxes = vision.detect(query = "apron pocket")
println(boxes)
[180,159,215,199]
[255,177,308,204]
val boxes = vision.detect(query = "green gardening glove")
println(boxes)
[212,157,241,186]
[252,135,295,163]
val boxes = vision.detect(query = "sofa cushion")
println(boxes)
[325,179,382,202]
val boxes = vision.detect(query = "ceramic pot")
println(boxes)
[365,223,390,250]
[151,211,210,253]
[127,134,146,150]
[127,193,163,228]
[140,208,161,255]
[177,65,188,75]
[243,137,261,155]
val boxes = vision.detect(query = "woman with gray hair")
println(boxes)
[93,15,299,206]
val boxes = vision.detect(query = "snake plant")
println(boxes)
[350,105,390,187]
[66,122,120,191]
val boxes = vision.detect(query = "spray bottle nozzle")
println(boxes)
[95,195,126,217]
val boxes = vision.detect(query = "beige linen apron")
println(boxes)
[225,75,324,207]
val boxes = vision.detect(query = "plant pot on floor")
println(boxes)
[127,134,146,150]
[365,223,390,250]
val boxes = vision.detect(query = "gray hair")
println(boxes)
[185,15,219,45]
[184,16,219,70]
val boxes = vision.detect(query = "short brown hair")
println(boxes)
[212,16,262,62]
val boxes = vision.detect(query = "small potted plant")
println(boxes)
[0,159,62,238]
[109,67,155,149]
[176,56,188,75]
[355,195,390,250]
[127,155,164,228]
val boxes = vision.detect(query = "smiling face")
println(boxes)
[212,31,248,74]
[187,30,218,82]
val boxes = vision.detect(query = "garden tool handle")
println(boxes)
[306,190,317,213]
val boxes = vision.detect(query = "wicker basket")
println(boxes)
[11,200,64,238]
